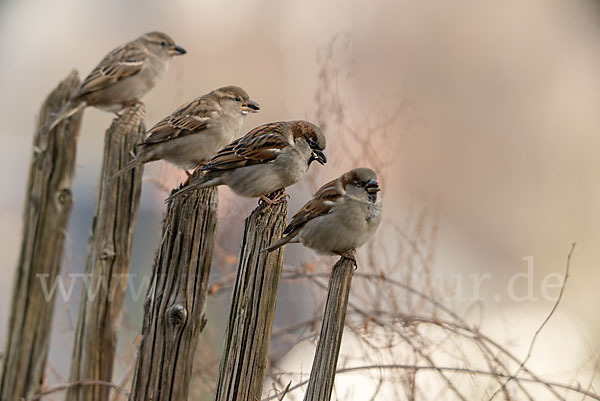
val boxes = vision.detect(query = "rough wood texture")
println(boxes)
[214,197,288,401]
[303,257,355,401]
[66,105,145,401]
[128,182,218,401]
[0,71,83,401]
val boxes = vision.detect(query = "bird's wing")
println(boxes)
[283,179,342,235]
[77,43,147,97]
[142,97,217,145]
[202,122,289,171]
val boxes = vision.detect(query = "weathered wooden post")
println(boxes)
[303,257,355,401]
[128,182,218,401]
[0,71,83,401]
[66,105,145,401]
[214,195,288,401]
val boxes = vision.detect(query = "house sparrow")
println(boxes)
[264,168,382,261]
[46,31,186,132]
[166,120,327,203]
[112,86,259,178]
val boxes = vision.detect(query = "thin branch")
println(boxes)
[278,381,292,401]
[489,242,576,401]
[23,380,128,401]
[305,274,469,401]
[277,269,564,400]
[264,363,600,401]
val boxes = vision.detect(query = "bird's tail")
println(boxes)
[111,159,142,180]
[262,234,293,253]
[44,99,85,133]
[165,173,213,203]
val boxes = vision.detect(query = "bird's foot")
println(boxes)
[118,100,144,115]
[192,162,208,174]
[183,164,207,185]
[185,163,206,178]
[259,195,281,206]
[337,249,358,269]
[124,99,144,107]
[259,190,289,206]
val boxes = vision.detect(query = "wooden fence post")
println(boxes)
[65,105,145,401]
[214,196,288,401]
[0,71,83,401]
[128,183,218,401]
[303,257,355,401]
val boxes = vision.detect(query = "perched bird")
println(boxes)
[166,120,327,203]
[112,86,259,178]
[264,168,382,261]
[46,31,186,131]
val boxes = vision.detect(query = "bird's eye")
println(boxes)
[355,181,365,187]
[160,41,167,47]
[234,96,242,102]
[308,139,316,148]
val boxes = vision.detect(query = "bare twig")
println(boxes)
[272,261,582,401]
[278,381,292,401]
[264,364,600,401]
[281,267,567,399]
[23,380,127,401]
[489,243,576,401]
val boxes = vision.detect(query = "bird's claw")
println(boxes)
[259,191,288,206]
[338,249,358,269]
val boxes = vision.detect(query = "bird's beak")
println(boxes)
[365,179,381,193]
[241,99,260,115]
[168,44,187,56]
[310,149,327,165]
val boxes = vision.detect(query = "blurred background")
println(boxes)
[1,0,600,399]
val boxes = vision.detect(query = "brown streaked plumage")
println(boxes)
[166,120,327,202]
[46,31,186,132]
[203,121,326,172]
[112,86,259,177]
[282,179,343,232]
[264,168,383,260]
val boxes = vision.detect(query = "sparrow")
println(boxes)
[112,86,259,178]
[264,168,382,261]
[46,31,186,132]
[166,120,327,203]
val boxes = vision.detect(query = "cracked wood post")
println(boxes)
[214,195,288,401]
[0,71,83,401]
[65,105,145,401]
[303,257,355,401]
[128,181,218,401]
